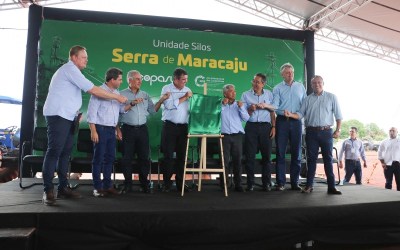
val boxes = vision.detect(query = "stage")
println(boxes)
[1,178,400,250]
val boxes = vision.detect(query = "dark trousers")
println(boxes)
[222,133,243,187]
[92,125,116,190]
[305,129,336,189]
[244,122,272,187]
[275,115,302,187]
[121,124,150,188]
[162,121,188,188]
[344,159,362,184]
[384,161,400,191]
[42,115,74,192]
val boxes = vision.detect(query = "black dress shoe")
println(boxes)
[57,187,82,199]
[121,185,133,194]
[162,185,171,193]
[246,185,254,192]
[327,188,342,195]
[262,185,272,192]
[177,184,191,192]
[291,185,302,191]
[301,186,313,193]
[42,191,56,206]
[234,186,245,192]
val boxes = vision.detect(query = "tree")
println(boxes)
[365,123,386,141]
[339,119,366,139]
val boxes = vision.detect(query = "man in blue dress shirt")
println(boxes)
[338,127,367,184]
[241,73,276,191]
[160,68,192,192]
[221,84,250,192]
[42,46,127,205]
[87,68,128,197]
[117,70,169,194]
[271,63,306,191]
[287,75,343,194]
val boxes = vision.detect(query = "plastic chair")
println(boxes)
[19,127,48,189]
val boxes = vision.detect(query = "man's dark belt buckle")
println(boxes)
[307,126,331,131]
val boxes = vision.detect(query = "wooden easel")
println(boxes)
[181,134,227,197]
[181,83,227,197]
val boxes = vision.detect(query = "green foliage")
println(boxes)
[365,123,387,141]
[339,120,385,142]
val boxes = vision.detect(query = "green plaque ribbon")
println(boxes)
[188,93,222,134]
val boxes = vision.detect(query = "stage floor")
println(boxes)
[1,178,400,250]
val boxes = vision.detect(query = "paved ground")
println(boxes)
[316,150,387,189]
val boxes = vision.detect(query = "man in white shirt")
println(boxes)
[378,127,400,191]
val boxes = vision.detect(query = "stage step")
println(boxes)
[0,228,36,250]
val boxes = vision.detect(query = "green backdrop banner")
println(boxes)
[37,19,305,158]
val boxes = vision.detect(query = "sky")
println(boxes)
[0,0,399,133]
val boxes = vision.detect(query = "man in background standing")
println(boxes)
[378,127,400,191]
[338,127,367,184]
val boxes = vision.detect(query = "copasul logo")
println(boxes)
[142,74,173,86]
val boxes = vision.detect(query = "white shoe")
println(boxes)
[93,189,105,197]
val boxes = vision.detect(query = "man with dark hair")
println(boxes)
[42,46,127,205]
[338,126,367,184]
[117,70,168,194]
[159,68,192,192]
[87,67,128,197]
[240,73,276,192]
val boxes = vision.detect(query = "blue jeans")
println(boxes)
[305,129,336,189]
[92,125,116,190]
[344,159,362,184]
[42,116,74,192]
[275,116,302,186]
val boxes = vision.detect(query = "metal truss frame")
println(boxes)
[216,0,400,65]
[0,0,83,11]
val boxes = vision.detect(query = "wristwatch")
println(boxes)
[130,102,135,107]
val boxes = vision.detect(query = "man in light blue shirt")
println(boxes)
[42,46,127,205]
[338,127,367,184]
[271,63,306,191]
[160,68,192,192]
[117,70,168,194]
[288,75,343,194]
[87,68,127,197]
[241,73,276,191]
[221,84,249,192]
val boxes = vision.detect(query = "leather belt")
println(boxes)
[306,126,331,131]
[222,133,243,136]
[165,120,187,126]
[124,124,146,129]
